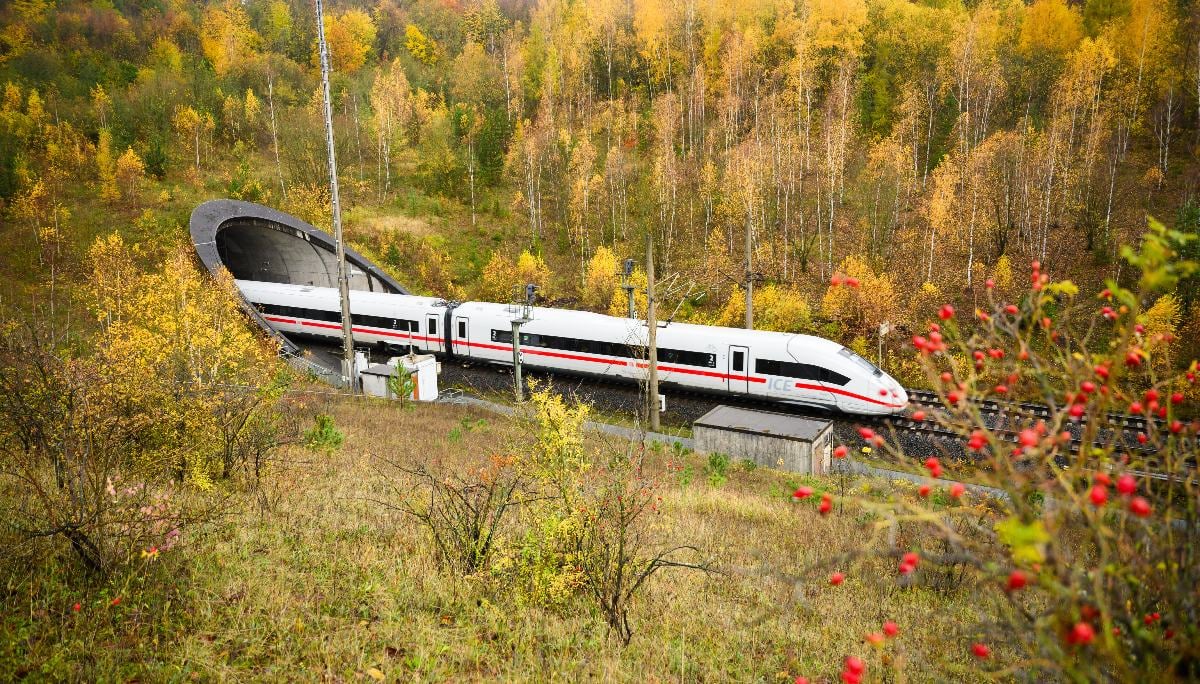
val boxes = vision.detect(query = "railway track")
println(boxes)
[298,340,1184,469]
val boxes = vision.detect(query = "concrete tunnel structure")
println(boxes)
[189,199,409,357]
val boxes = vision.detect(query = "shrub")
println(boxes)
[704,452,731,487]
[376,453,523,575]
[303,414,344,453]
[818,218,1199,679]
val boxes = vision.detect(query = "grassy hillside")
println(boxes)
[2,395,1001,681]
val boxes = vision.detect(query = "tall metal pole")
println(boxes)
[511,318,524,402]
[646,232,660,432]
[314,0,356,390]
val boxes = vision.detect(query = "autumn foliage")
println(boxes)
[816,220,1199,679]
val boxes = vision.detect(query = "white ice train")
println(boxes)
[237,280,909,416]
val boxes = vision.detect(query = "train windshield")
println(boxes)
[838,346,883,377]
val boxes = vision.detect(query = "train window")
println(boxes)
[486,329,713,367]
[458,320,466,337]
[756,359,851,386]
[732,350,745,372]
[838,347,883,377]
[429,319,437,335]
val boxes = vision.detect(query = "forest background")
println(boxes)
[1,0,1198,380]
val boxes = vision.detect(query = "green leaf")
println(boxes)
[995,516,1050,565]
[1045,280,1078,297]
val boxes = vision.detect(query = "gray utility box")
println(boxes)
[693,405,834,475]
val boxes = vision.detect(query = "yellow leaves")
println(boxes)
[806,0,868,58]
[316,9,376,74]
[1019,0,1083,62]
[479,251,515,302]
[480,250,552,302]
[95,129,118,202]
[405,24,439,66]
[199,0,259,77]
[114,146,145,202]
[995,516,1050,565]
[752,285,812,333]
[84,233,279,488]
[821,256,899,334]
[365,668,385,681]
[582,246,619,311]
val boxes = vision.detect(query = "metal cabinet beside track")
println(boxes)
[693,406,833,475]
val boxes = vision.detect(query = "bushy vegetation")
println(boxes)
[802,220,1199,680]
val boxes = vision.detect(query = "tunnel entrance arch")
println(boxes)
[189,199,410,358]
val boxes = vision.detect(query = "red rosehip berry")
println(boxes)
[1094,472,1111,486]
[858,427,875,440]
[918,484,931,497]
[1080,381,1096,393]
[1019,429,1038,448]
[1005,304,1018,314]
[72,602,81,613]
[845,656,866,674]
[830,571,845,585]
[1088,485,1108,507]
[1129,496,1151,517]
[866,632,885,646]
[1006,570,1027,592]
[834,445,848,458]
[912,410,926,421]
[883,621,899,637]
[950,482,966,499]
[793,486,814,500]
[1116,474,1136,495]
[939,304,955,320]
[1171,392,1184,405]
[1069,621,1095,645]
[972,643,990,659]
[795,678,809,684]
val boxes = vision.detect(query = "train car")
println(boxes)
[236,280,449,354]
[236,280,908,416]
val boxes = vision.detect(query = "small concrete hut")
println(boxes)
[693,406,834,475]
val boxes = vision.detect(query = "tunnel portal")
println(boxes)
[190,199,410,357]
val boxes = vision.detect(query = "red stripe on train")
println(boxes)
[794,382,905,408]
[268,315,904,408]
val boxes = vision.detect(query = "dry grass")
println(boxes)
[1,396,1007,681]
[351,210,435,237]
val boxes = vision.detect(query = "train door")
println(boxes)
[727,345,750,393]
[426,315,442,353]
[454,316,471,357]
